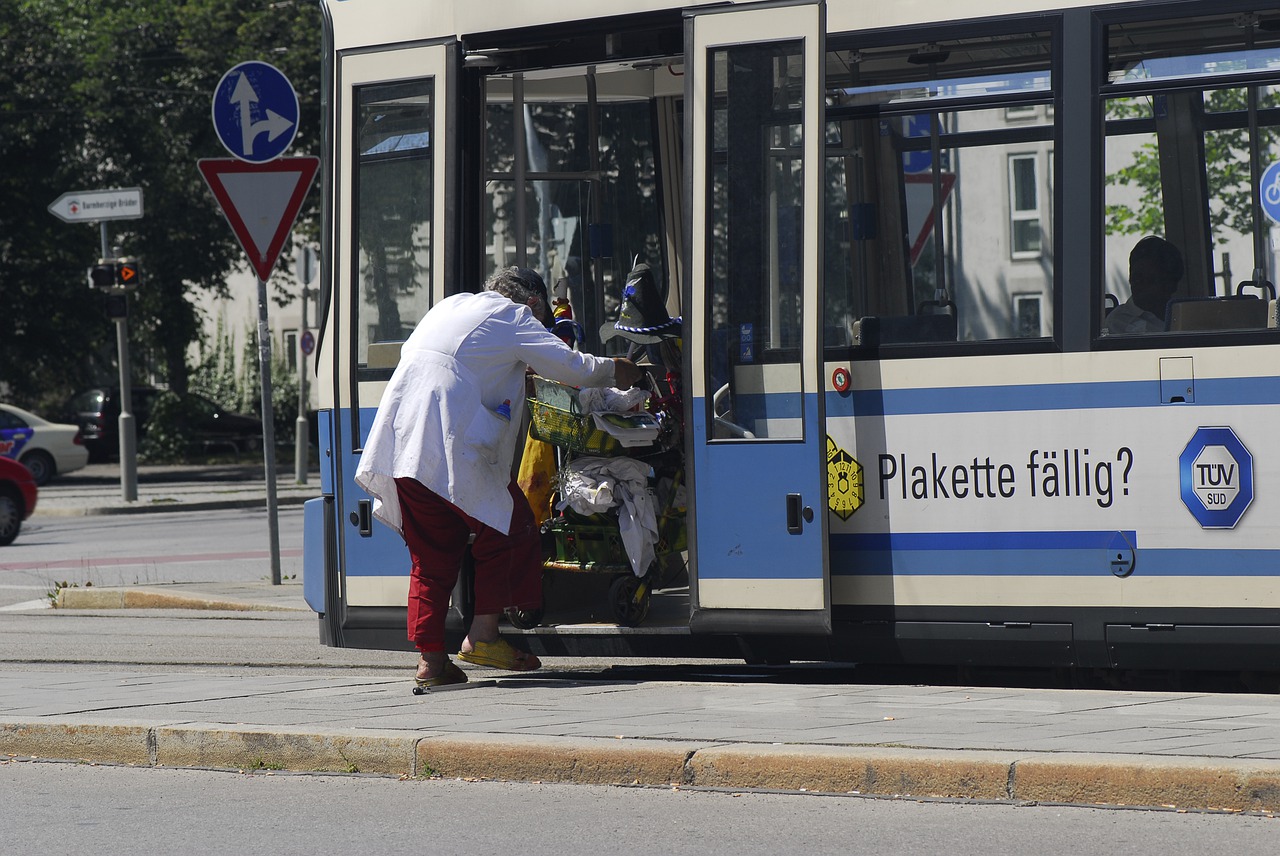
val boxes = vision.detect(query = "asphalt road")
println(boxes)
[0,505,303,608]
[5,761,1276,856]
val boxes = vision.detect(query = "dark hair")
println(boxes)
[484,266,549,306]
[1130,236,1184,282]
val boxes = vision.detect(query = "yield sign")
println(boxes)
[904,172,956,266]
[198,157,318,280]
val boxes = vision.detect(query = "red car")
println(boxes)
[0,455,37,546]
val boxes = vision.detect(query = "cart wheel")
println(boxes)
[506,605,545,630]
[608,574,650,627]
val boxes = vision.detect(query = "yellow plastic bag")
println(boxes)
[517,428,557,524]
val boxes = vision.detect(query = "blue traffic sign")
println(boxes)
[211,61,299,163]
[1263,161,1280,224]
[1179,426,1254,529]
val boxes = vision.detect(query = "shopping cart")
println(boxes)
[510,374,686,627]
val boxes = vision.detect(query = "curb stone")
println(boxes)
[4,721,1280,812]
[55,588,304,612]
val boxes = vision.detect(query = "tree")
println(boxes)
[1104,89,1279,243]
[0,0,320,413]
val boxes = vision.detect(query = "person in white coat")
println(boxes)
[355,266,641,690]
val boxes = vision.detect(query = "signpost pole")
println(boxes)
[256,275,282,586]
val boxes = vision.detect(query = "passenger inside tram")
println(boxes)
[1104,235,1185,335]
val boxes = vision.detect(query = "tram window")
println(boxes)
[824,30,1054,349]
[1101,13,1280,339]
[706,42,806,440]
[353,79,434,368]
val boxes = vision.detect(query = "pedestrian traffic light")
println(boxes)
[116,258,141,287]
[104,292,128,320]
[89,261,116,289]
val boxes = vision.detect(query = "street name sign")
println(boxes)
[198,157,319,281]
[48,187,144,223]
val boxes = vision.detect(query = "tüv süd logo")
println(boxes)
[1179,427,1253,529]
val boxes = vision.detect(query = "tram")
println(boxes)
[304,0,1280,672]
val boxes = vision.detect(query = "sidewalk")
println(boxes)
[33,462,317,517]
[3,620,1280,812]
[12,470,1280,812]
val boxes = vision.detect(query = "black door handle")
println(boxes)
[786,493,814,534]
[350,499,372,537]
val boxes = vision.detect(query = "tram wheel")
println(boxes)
[506,605,545,630]
[608,573,650,627]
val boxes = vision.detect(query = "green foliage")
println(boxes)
[190,320,301,443]
[1104,89,1280,243]
[0,0,320,413]
[138,390,188,463]
[190,314,241,410]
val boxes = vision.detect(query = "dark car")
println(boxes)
[64,387,263,458]
[64,387,162,462]
[180,392,263,453]
[0,455,37,546]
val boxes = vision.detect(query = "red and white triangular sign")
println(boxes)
[198,157,319,281]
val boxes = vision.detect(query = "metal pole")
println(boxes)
[114,314,137,502]
[256,275,282,585]
[294,284,308,485]
[101,226,137,503]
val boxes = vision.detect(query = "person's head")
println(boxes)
[485,266,552,326]
[1128,236,1184,315]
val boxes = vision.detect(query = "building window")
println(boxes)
[1013,293,1043,337]
[1009,153,1041,258]
[284,329,299,372]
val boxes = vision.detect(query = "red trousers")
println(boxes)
[394,477,542,653]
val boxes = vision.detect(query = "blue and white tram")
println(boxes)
[304,0,1280,672]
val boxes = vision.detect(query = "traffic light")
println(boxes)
[103,292,129,320]
[116,258,141,287]
[87,258,142,289]
[89,261,115,289]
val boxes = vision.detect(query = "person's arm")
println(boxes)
[511,311,640,389]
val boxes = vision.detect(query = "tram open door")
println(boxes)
[685,1,831,639]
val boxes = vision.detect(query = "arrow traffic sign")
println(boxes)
[48,187,144,223]
[198,157,318,281]
[211,61,299,163]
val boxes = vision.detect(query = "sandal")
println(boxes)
[457,638,541,672]
[412,659,468,694]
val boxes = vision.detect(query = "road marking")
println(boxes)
[0,599,51,611]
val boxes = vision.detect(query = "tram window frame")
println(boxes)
[823,22,1059,355]
[1097,9,1280,345]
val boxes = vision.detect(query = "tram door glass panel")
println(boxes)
[1101,13,1280,338]
[708,42,805,440]
[483,74,665,353]
[823,32,1055,348]
[353,79,435,371]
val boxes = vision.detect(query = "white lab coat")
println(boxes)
[355,290,616,536]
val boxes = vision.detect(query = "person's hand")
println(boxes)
[612,358,642,390]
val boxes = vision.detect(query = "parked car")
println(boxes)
[0,404,90,486]
[0,455,37,546]
[63,386,162,462]
[63,387,263,459]
[180,392,263,454]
